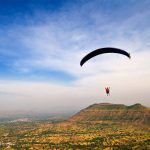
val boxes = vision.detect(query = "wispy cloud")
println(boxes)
[0,0,150,112]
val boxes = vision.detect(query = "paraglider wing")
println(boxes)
[80,47,131,66]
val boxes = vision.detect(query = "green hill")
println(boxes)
[70,103,150,124]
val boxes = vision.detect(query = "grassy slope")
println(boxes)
[70,103,150,124]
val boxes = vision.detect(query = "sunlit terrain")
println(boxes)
[0,103,150,149]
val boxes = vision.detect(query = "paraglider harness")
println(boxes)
[105,87,110,96]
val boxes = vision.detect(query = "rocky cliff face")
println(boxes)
[69,103,150,124]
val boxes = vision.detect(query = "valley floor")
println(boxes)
[0,120,150,149]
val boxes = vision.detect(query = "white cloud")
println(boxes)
[0,1,150,112]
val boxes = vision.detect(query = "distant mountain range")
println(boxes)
[69,103,150,125]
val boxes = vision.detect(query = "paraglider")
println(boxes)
[80,47,131,66]
[80,47,131,96]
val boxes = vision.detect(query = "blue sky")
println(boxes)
[0,0,149,82]
[0,0,150,112]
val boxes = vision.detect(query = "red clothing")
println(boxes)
[105,87,110,94]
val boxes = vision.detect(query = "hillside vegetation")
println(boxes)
[0,103,149,149]
[70,103,150,124]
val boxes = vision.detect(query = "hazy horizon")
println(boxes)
[0,0,150,113]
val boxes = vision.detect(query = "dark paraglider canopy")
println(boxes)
[80,47,131,66]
